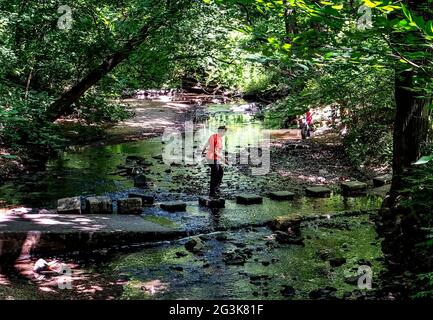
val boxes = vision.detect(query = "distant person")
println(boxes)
[300,110,313,139]
[202,126,228,197]
[306,110,313,127]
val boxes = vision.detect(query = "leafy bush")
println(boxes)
[344,116,393,167]
[76,92,132,124]
[0,87,64,152]
[400,163,433,299]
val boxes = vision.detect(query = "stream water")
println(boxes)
[0,103,385,300]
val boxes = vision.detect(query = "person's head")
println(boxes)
[217,125,227,137]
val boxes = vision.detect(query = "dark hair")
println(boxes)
[218,125,227,131]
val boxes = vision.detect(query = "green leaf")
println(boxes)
[414,155,433,165]
[1,154,18,159]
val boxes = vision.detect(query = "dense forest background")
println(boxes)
[1,0,433,298]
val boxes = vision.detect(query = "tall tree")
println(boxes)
[47,0,190,120]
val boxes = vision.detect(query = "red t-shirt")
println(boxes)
[306,112,313,125]
[206,133,223,161]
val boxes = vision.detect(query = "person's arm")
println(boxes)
[201,139,209,155]
[215,143,229,164]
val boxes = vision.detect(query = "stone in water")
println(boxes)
[341,181,367,195]
[235,194,263,205]
[86,196,113,214]
[160,201,187,212]
[373,174,392,187]
[128,192,154,205]
[57,197,81,214]
[269,191,295,201]
[198,197,225,208]
[118,198,142,215]
[306,187,331,198]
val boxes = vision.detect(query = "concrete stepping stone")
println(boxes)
[306,187,331,198]
[373,174,392,187]
[133,175,147,188]
[118,198,142,215]
[269,191,295,201]
[86,196,113,214]
[341,181,367,196]
[235,194,263,205]
[269,215,302,233]
[128,192,154,205]
[198,197,225,208]
[160,201,187,212]
[57,197,82,214]
[368,184,391,197]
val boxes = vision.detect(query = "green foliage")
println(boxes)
[415,155,433,165]
[76,91,132,123]
[0,85,64,151]
[401,162,433,299]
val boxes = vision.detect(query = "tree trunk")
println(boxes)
[378,1,432,298]
[47,23,159,121]
[282,0,297,40]
[46,0,190,121]
[391,71,431,197]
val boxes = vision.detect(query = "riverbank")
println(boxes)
[0,97,201,182]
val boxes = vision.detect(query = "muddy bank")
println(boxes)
[61,99,201,148]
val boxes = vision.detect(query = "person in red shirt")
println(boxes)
[202,126,228,197]
[306,111,313,126]
[300,110,314,139]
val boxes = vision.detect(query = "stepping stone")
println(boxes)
[128,192,154,205]
[368,184,391,197]
[86,196,113,214]
[341,181,367,195]
[275,231,304,245]
[134,175,147,188]
[269,191,295,201]
[306,187,331,198]
[236,194,263,205]
[269,215,302,233]
[117,198,142,215]
[160,201,187,212]
[198,197,225,208]
[373,174,392,187]
[57,197,82,214]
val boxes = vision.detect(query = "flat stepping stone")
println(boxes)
[133,175,147,188]
[57,197,82,214]
[118,198,142,215]
[373,174,392,187]
[269,215,302,232]
[86,196,113,214]
[236,194,263,205]
[341,181,367,195]
[160,201,187,212]
[306,187,331,198]
[269,191,295,201]
[368,184,391,197]
[128,192,154,205]
[198,197,225,208]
